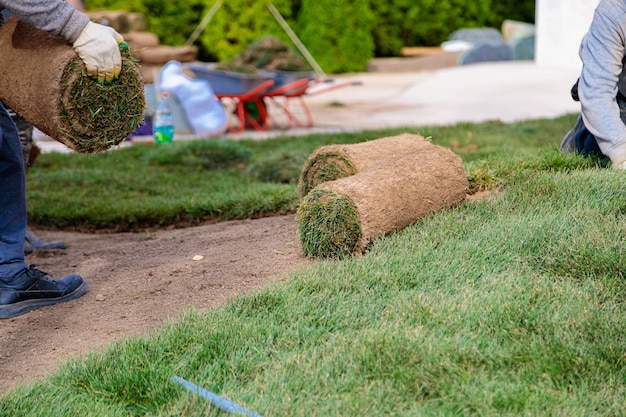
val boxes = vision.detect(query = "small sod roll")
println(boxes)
[0,17,145,153]
[298,133,432,198]
[297,144,468,258]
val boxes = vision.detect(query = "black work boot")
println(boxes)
[0,266,88,319]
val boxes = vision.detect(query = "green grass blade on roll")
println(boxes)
[298,152,357,198]
[0,16,145,154]
[58,50,145,153]
[297,188,362,259]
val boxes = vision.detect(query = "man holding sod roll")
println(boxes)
[0,0,124,319]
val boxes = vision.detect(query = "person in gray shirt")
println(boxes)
[560,0,626,170]
[1,1,87,255]
[0,0,124,319]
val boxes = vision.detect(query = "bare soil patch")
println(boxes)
[0,215,313,393]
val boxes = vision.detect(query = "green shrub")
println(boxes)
[85,0,206,49]
[85,0,144,13]
[85,0,535,69]
[369,0,411,57]
[198,0,296,63]
[487,0,535,27]
[297,0,374,73]
[370,0,535,54]
[403,0,494,47]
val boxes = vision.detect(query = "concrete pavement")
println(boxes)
[36,60,582,152]
[302,61,581,130]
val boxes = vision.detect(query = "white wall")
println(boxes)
[535,0,600,70]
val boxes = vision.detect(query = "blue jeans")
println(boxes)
[575,126,603,156]
[0,102,27,282]
[575,92,626,158]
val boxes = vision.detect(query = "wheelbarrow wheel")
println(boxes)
[241,101,267,129]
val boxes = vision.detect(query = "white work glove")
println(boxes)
[73,22,124,83]
[614,161,626,170]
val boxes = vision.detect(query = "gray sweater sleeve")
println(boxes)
[578,4,626,165]
[0,0,90,42]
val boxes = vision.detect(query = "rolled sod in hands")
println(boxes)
[0,17,145,153]
[297,133,433,198]
[297,143,468,259]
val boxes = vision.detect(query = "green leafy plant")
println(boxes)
[85,0,536,70]
[85,0,206,51]
[198,0,296,63]
[297,0,374,73]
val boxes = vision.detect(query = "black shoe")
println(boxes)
[0,266,88,319]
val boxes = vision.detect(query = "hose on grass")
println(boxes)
[171,376,263,417]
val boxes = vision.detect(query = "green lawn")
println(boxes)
[3,114,626,416]
[27,115,587,231]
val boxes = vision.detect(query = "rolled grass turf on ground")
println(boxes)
[297,144,468,258]
[0,17,145,153]
[297,133,432,198]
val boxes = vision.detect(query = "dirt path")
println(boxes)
[0,215,313,393]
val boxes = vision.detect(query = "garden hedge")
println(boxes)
[85,0,535,71]
[296,0,374,74]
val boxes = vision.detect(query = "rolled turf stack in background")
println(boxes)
[0,17,145,153]
[297,144,468,259]
[298,133,433,198]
